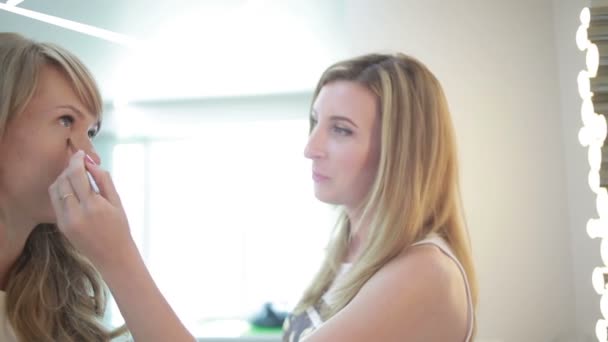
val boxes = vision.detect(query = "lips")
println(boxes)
[312,170,330,182]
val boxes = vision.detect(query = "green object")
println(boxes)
[248,324,282,335]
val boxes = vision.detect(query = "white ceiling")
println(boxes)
[0,0,346,103]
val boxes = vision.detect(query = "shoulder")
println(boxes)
[361,242,469,337]
[385,241,465,291]
[304,241,470,341]
[378,241,468,307]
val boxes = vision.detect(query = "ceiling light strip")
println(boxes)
[0,3,137,47]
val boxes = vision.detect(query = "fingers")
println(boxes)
[49,150,98,229]
[52,149,121,210]
[66,151,97,204]
[49,173,79,228]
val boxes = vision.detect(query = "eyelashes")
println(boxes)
[88,123,100,138]
[59,114,75,128]
[59,114,99,138]
[332,126,353,136]
[311,118,353,136]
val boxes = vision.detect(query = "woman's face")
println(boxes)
[304,80,381,211]
[0,64,101,225]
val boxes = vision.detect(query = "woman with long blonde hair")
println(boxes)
[282,53,478,341]
[0,32,192,341]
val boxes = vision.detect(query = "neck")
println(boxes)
[344,206,372,263]
[0,204,37,291]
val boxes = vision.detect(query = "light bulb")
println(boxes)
[581,7,591,27]
[599,188,608,219]
[594,114,608,144]
[597,319,608,342]
[590,169,601,194]
[588,43,600,77]
[579,70,592,99]
[594,267,608,294]
[588,218,604,239]
[577,24,590,51]
[588,143,602,171]
[582,97,596,127]
[580,126,592,147]
[602,293,608,319]
[601,238,608,266]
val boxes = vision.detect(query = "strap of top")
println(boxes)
[411,235,474,342]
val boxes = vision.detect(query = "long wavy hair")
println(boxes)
[0,32,126,341]
[293,53,478,335]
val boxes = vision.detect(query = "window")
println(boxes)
[106,118,337,331]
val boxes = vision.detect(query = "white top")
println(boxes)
[0,290,17,342]
[303,263,352,328]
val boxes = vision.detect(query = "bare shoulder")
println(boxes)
[365,242,469,338]
[388,242,466,290]
[303,242,470,341]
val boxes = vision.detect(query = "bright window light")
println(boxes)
[107,118,337,334]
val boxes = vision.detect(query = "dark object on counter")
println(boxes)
[250,302,289,328]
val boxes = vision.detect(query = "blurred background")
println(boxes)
[0,0,594,341]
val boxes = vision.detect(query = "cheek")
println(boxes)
[0,122,70,200]
[15,139,69,187]
[340,144,379,194]
[41,146,71,181]
[335,143,374,177]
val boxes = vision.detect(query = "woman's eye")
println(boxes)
[332,126,353,136]
[88,128,98,139]
[59,115,75,128]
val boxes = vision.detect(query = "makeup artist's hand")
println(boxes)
[48,150,136,272]
[49,151,196,342]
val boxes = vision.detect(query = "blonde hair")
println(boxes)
[294,53,478,335]
[0,32,126,341]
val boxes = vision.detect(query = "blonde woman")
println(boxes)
[282,53,478,342]
[0,33,192,341]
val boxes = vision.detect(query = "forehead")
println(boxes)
[23,65,96,121]
[313,81,378,121]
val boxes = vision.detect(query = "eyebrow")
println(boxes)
[311,109,359,128]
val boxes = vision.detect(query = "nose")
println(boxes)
[69,135,102,165]
[303,126,327,160]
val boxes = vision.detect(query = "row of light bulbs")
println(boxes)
[577,6,608,341]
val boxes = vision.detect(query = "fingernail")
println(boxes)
[85,154,97,165]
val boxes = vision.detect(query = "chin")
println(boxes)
[313,191,339,205]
